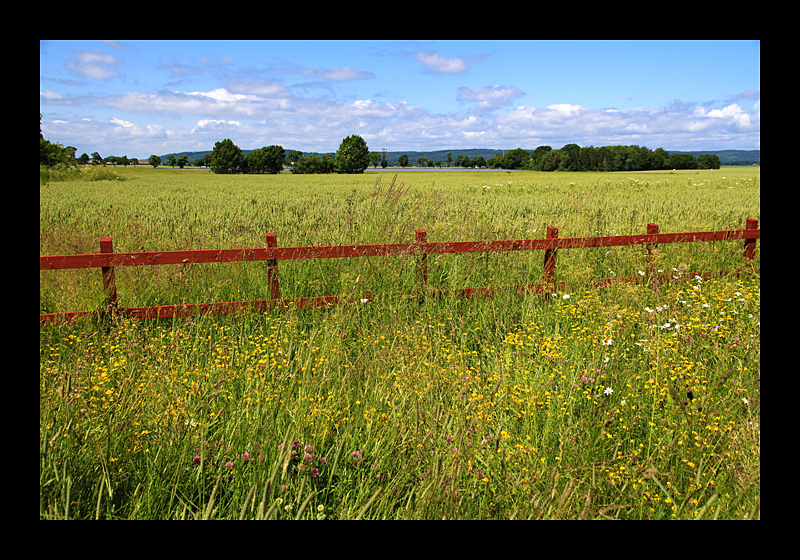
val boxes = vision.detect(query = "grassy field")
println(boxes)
[40,166,760,519]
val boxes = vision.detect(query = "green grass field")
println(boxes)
[40,166,760,519]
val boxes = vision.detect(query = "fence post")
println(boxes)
[266,233,280,303]
[743,218,758,261]
[99,237,119,318]
[543,226,558,289]
[416,229,428,304]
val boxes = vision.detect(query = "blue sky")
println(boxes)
[40,40,760,158]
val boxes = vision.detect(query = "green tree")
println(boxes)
[398,154,409,168]
[503,148,530,169]
[245,145,285,173]
[291,153,335,174]
[177,155,189,169]
[369,151,382,168]
[335,134,370,174]
[446,152,453,167]
[166,155,177,168]
[654,148,669,170]
[91,152,103,166]
[529,145,552,170]
[697,153,721,169]
[148,155,161,168]
[539,151,559,171]
[487,154,505,169]
[558,144,581,171]
[210,138,244,174]
[40,114,77,168]
[667,153,698,170]
[285,150,303,167]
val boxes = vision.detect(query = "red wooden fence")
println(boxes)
[40,218,759,327]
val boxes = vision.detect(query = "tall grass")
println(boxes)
[40,167,759,519]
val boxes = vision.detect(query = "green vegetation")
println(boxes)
[40,167,760,519]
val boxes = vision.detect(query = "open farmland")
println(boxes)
[40,167,760,519]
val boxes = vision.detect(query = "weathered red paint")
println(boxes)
[39,220,759,327]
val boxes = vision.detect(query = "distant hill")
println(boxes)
[160,148,759,167]
[667,150,760,166]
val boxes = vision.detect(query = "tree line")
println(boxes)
[197,135,373,174]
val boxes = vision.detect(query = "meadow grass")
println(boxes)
[40,167,759,519]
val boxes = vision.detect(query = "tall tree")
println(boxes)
[529,145,552,170]
[334,134,370,174]
[210,138,244,174]
[503,148,531,170]
[245,145,285,173]
[369,151,382,168]
[697,153,721,169]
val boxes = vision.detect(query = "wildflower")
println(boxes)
[604,387,614,396]
[562,294,571,299]
[193,455,201,466]
[225,461,234,470]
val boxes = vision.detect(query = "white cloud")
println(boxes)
[300,66,374,82]
[193,119,242,129]
[457,85,524,111]
[407,51,486,75]
[110,117,135,128]
[705,103,752,128]
[489,100,759,149]
[66,50,123,80]
[227,79,291,97]
[98,88,268,118]
[41,80,760,155]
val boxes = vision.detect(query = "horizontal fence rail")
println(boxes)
[40,219,759,327]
